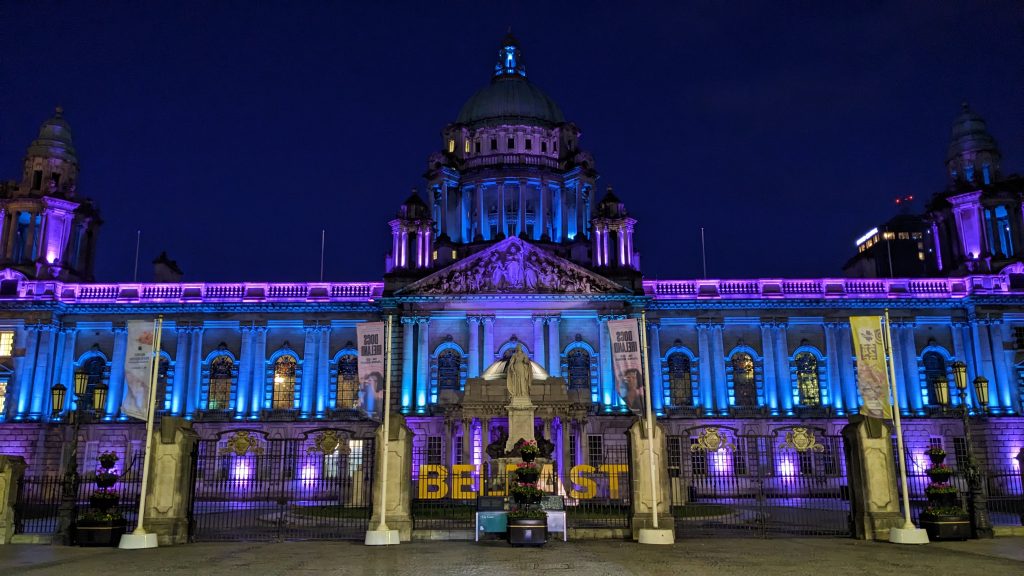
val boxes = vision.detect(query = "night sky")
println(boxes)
[1,2,1022,284]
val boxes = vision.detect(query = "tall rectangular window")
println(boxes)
[667,436,682,478]
[587,435,603,467]
[690,438,707,476]
[953,437,969,471]
[427,436,443,465]
[0,378,7,416]
[490,139,497,151]
[507,137,514,150]
[0,331,13,357]
[348,439,364,476]
[569,434,577,466]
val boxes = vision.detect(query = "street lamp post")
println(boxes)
[933,361,994,539]
[51,372,108,545]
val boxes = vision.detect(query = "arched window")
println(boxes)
[208,356,233,410]
[272,355,297,410]
[337,354,359,409]
[567,348,591,390]
[438,349,461,390]
[81,357,106,411]
[922,351,946,406]
[795,352,820,406]
[667,352,692,406]
[732,353,757,407]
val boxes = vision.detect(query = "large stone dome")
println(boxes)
[455,34,564,128]
[947,102,999,164]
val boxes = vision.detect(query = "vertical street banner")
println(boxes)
[849,316,893,420]
[122,319,157,421]
[607,318,644,414]
[356,321,386,419]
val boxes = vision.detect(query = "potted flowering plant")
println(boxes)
[919,448,968,540]
[924,446,946,465]
[925,464,954,484]
[76,455,127,546]
[513,462,541,484]
[514,439,540,462]
[98,452,119,469]
[507,443,546,546]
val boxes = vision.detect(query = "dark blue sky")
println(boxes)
[2,2,1022,283]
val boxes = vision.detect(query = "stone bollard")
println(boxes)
[141,417,198,545]
[627,420,675,540]
[841,415,903,541]
[0,455,28,544]
[369,413,413,541]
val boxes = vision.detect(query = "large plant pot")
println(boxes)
[76,518,127,547]
[919,513,970,541]
[926,471,953,484]
[507,517,547,546]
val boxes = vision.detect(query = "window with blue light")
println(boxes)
[995,205,1014,257]
[272,355,297,410]
[794,352,821,406]
[437,350,461,390]
[920,351,947,406]
[206,356,232,410]
[336,354,358,409]
[666,352,694,407]
[729,353,758,407]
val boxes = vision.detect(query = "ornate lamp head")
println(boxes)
[972,376,989,411]
[93,383,108,416]
[73,371,89,396]
[933,376,950,408]
[50,383,67,417]
[950,361,967,392]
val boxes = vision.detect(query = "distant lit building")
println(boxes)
[844,214,936,278]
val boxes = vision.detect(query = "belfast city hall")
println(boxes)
[0,35,1022,545]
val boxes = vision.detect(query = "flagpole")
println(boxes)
[883,309,929,544]
[637,311,673,544]
[366,315,399,545]
[119,315,162,549]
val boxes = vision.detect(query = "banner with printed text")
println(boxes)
[849,316,893,420]
[607,318,644,414]
[356,321,386,419]
[121,319,157,421]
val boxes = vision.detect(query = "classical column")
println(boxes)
[443,417,454,467]
[774,322,792,415]
[416,317,430,411]
[480,417,490,466]
[971,318,996,410]
[898,322,923,414]
[598,316,614,409]
[29,325,56,419]
[172,326,191,416]
[236,325,253,418]
[518,179,526,236]
[533,316,546,371]
[950,321,976,409]
[500,181,507,237]
[401,318,415,411]
[647,322,664,412]
[888,321,909,414]
[558,417,572,488]
[710,324,728,415]
[249,326,267,416]
[301,326,318,418]
[55,327,77,415]
[547,317,561,377]
[760,321,778,415]
[107,324,128,419]
[14,326,39,419]
[537,180,547,241]
[467,316,481,378]
[823,322,845,414]
[696,323,714,415]
[317,326,330,417]
[987,319,1013,413]
[461,418,473,466]
[187,326,204,418]
[482,316,495,371]
[837,323,859,411]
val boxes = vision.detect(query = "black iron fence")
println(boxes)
[670,433,851,538]
[188,433,374,541]
[13,451,145,536]
[409,443,632,532]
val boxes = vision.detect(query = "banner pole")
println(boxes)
[366,315,399,545]
[883,309,928,543]
[637,311,673,544]
[119,315,162,549]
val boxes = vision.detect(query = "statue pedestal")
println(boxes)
[506,398,536,452]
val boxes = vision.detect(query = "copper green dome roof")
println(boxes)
[455,35,564,127]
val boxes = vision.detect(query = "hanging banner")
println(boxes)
[122,319,158,421]
[849,316,893,420]
[356,321,386,419]
[607,318,644,414]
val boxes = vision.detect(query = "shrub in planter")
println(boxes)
[98,452,119,470]
[513,463,541,484]
[77,455,126,547]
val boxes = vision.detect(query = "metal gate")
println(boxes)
[188,430,374,541]
[670,427,851,538]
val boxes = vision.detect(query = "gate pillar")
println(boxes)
[143,417,198,545]
[370,414,413,541]
[627,420,674,540]
[842,415,902,541]
[0,455,27,544]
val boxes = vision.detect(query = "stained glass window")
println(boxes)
[667,352,692,406]
[208,356,232,410]
[567,348,591,390]
[732,353,757,407]
[438,349,461,390]
[795,352,820,406]
[272,355,297,410]
[337,354,359,409]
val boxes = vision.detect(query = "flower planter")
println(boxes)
[919,513,969,541]
[926,471,953,484]
[928,453,946,466]
[516,469,541,484]
[507,517,547,546]
[76,518,127,547]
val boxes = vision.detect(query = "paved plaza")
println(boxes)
[1,538,1022,576]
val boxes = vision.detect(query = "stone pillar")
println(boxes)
[27,324,56,418]
[760,321,778,414]
[370,414,413,541]
[142,417,198,545]
[774,322,792,414]
[461,418,473,465]
[0,455,27,544]
[823,322,845,414]
[696,323,713,415]
[627,420,674,540]
[532,316,546,371]
[171,326,190,416]
[14,326,38,419]
[648,322,663,413]
[301,326,318,418]
[236,325,253,418]
[416,318,430,411]
[710,323,727,415]
[559,417,572,490]
[547,317,561,378]
[467,316,480,378]
[186,327,204,418]
[106,324,128,418]
[317,326,330,417]
[401,318,415,410]
[598,316,613,409]
[482,316,495,370]
[898,323,922,414]
[249,326,267,416]
[841,415,903,541]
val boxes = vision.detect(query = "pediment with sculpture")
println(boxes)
[398,237,626,295]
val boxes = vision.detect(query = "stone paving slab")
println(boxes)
[0,538,1021,576]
